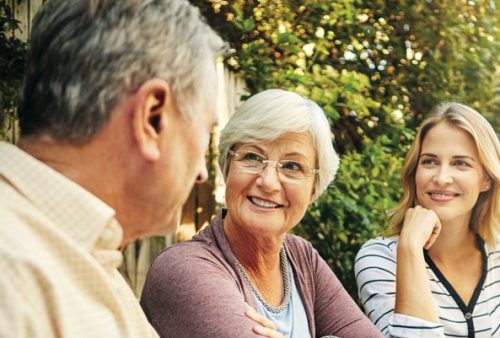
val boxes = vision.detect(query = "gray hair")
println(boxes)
[218,89,339,201]
[19,0,225,143]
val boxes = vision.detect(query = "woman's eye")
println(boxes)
[281,161,304,172]
[242,152,264,162]
[421,159,437,166]
[453,160,471,168]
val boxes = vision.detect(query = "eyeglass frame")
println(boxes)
[227,148,319,181]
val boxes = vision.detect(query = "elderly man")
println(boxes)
[0,0,223,337]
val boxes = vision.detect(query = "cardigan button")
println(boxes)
[464,312,472,319]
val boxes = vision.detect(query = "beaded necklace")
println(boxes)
[234,246,291,314]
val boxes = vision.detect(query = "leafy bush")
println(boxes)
[295,136,409,297]
[0,0,27,140]
[192,0,499,301]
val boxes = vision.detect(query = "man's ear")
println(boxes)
[132,79,170,162]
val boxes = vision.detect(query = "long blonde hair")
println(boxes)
[386,102,500,245]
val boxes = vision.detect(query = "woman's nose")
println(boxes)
[256,163,281,191]
[432,166,453,185]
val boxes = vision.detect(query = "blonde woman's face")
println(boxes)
[415,122,490,225]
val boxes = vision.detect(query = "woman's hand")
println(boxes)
[400,205,441,250]
[245,304,284,338]
[395,206,441,323]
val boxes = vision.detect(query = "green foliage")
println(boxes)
[193,0,499,302]
[0,0,27,140]
[295,135,409,297]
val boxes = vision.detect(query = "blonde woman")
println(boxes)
[355,103,499,337]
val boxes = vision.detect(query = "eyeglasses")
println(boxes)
[228,149,319,181]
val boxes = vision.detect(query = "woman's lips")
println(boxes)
[248,196,283,208]
[427,191,459,202]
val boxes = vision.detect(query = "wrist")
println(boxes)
[397,236,424,255]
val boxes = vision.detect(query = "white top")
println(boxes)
[354,236,500,338]
[0,142,158,338]
[254,260,312,338]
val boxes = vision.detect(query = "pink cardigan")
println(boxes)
[141,210,382,338]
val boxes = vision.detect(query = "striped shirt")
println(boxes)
[0,142,158,338]
[354,236,500,338]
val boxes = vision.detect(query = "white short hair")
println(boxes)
[218,89,339,201]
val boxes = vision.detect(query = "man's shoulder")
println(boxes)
[0,186,46,255]
[0,183,85,279]
[0,200,64,301]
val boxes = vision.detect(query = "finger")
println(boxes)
[423,235,436,249]
[253,325,284,338]
[424,224,441,249]
[245,305,277,330]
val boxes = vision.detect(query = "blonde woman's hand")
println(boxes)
[400,205,441,250]
[245,304,284,338]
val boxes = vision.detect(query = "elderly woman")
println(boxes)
[141,89,381,338]
[355,103,500,337]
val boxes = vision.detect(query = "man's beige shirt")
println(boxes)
[0,142,159,338]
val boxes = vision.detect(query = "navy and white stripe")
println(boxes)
[354,236,500,337]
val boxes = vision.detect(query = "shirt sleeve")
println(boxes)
[307,242,383,338]
[140,243,262,338]
[0,272,24,338]
[354,238,445,338]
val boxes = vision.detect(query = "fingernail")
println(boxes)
[253,325,264,334]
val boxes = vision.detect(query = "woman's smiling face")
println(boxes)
[415,122,489,225]
[223,132,317,239]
